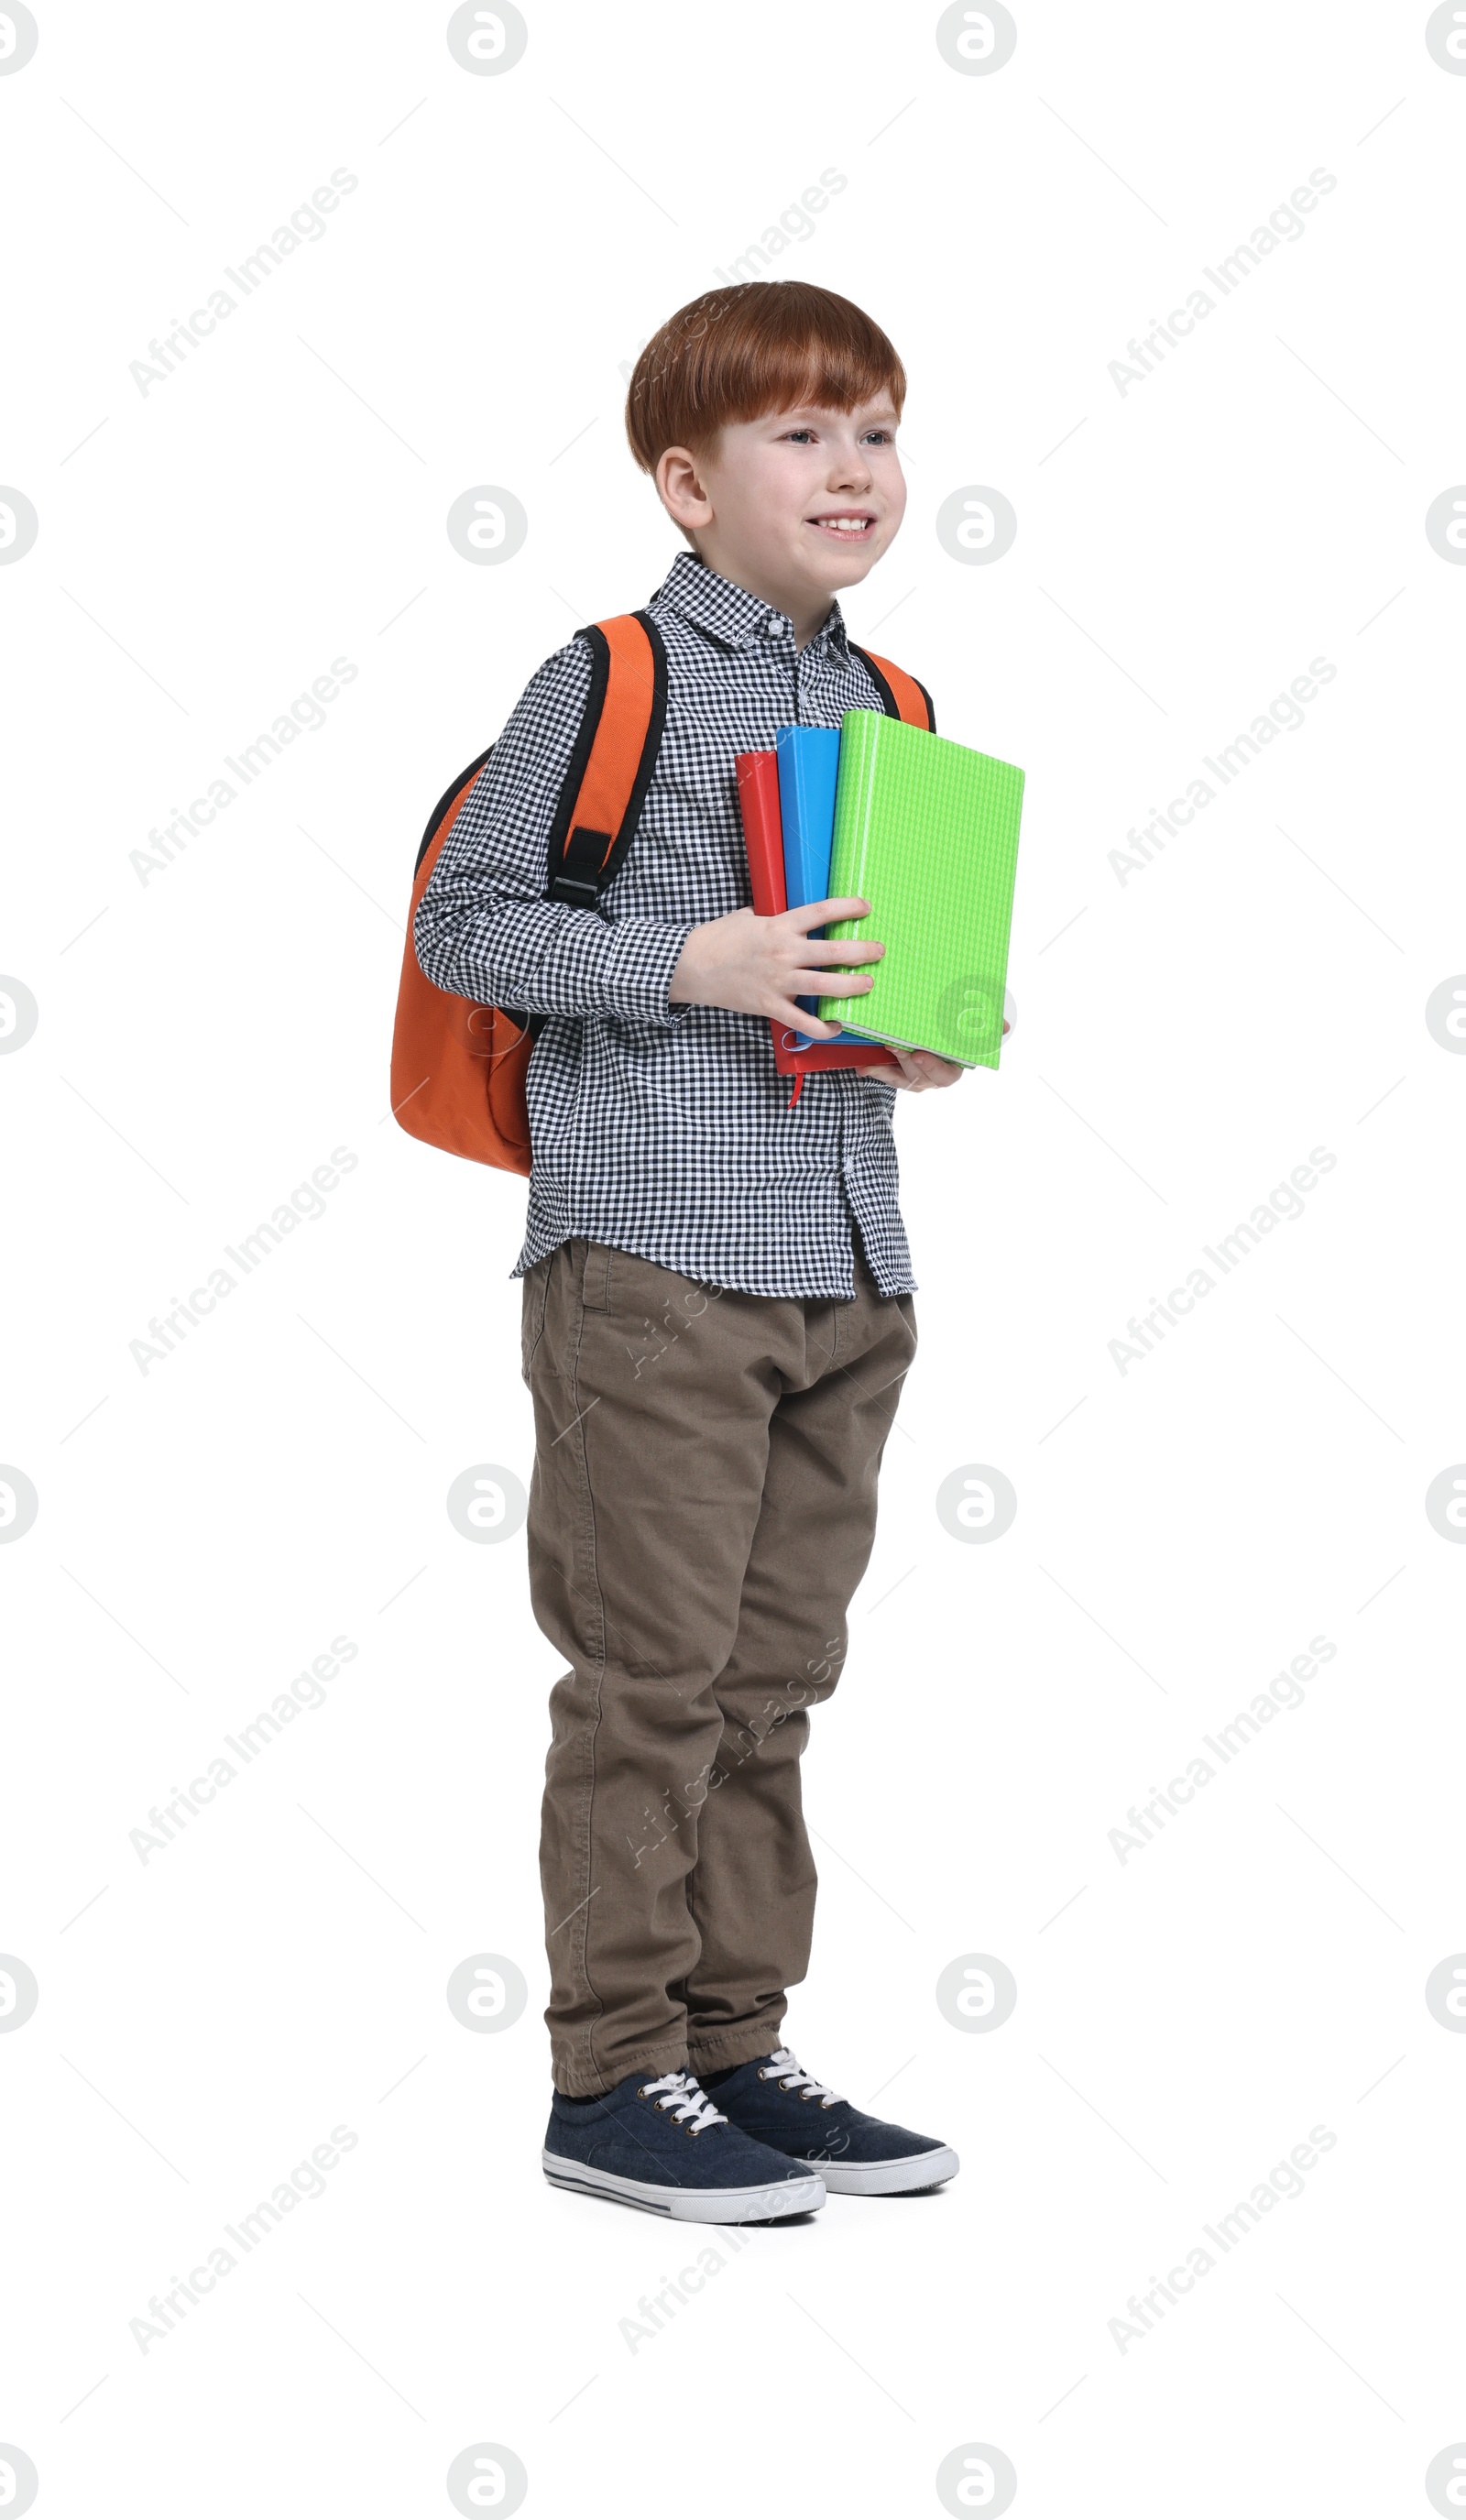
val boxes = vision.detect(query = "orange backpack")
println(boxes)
[391,610,934,1171]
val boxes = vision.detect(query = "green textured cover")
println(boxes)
[817,711,1024,1068]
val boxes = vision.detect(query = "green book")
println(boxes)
[817,711,1024,1068]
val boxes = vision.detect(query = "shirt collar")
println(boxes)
[652,550,851,661]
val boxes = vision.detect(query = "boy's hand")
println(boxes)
[856,1014,1009,1091]
[859,1045,964,1090]
[668,897,884,1039]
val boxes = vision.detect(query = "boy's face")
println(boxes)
[656,398,906,628]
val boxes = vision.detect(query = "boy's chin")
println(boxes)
[803,537,886,590]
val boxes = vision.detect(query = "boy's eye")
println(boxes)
[782,426,894,444]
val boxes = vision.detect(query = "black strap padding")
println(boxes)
[602,608,670,882]
[543,624,612,888]
[913,674,936,734]
[415,744,494,875]
[545,610,669,907]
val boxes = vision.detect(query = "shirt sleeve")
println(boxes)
[412,636,696,1024]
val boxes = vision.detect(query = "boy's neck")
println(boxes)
[690,545,832,652]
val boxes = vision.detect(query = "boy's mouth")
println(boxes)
[806,510,876,541]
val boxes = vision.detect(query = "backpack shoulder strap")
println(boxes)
[545,610,669,906]
[848,642,935,734]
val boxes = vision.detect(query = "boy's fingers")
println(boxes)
[794,970,874,998]
[793,936,884,965]
[782,896,870,930]
[772,1000,840,1040]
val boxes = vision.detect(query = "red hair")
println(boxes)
[625,281,905,474]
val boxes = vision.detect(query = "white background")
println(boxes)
[3,2,1465,2513]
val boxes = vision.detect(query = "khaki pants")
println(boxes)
[520,1235,917,2096]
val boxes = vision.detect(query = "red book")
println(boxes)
[735,751,894,1078]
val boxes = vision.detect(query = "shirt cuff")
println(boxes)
[598,918,699,1025]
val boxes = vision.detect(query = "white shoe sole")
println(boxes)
[542,2148,826,2223]
[816,2146,960,2196]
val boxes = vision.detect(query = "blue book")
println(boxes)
[774,726,868,1046]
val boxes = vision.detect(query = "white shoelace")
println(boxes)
[640,2070,728,2133]
[758,2047,845,2107]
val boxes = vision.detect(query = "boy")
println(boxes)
[416,279,963,2223]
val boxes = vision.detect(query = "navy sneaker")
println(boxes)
[706,2048,959,2196]
[542,2068,826,2222]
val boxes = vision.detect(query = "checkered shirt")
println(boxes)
[413,552,919,1297]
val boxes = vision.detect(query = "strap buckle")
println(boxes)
[549,823,614,910]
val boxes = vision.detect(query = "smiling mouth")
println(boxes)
[807,513,876,538]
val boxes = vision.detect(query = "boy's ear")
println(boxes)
[655,444,715,543]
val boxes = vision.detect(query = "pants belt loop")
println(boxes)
[580,1240,612,1311]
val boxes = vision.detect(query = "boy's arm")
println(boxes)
[412,637,696,1022]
